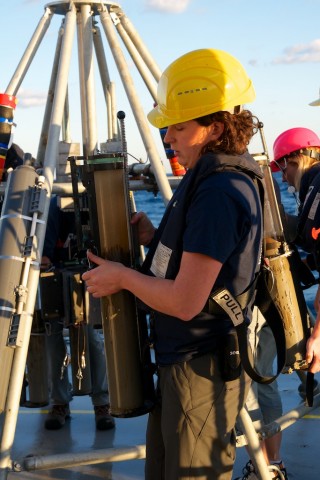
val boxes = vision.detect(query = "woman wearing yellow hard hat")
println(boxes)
[83,48,262,479]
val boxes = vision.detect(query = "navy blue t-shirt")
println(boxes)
[184,171,261,295]
[149,157,262,366]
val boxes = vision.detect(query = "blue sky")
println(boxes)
[2,0,320,171]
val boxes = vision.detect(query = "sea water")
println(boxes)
[133,172,318,316]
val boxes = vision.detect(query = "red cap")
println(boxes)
[0,93,17,109]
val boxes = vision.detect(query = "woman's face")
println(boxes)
[276,156,299,188]
[164,120,223,169]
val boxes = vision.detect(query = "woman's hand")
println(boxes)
[306,315,320,373]
[131,211,156,246]
[314,284,320,313]
[41,255,52,271]
[82,251,126,297]
[83,250,222,322]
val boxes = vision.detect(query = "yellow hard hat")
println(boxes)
[148,48,256,128]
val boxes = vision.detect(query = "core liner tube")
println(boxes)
[80,155,155,417]
[256,150,312,373]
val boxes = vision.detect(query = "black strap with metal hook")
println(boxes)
[210,283,286,384]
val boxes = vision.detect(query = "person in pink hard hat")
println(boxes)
[271,127,320,374]
[271,127,320,192]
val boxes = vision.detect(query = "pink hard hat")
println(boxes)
[271,127,320,172]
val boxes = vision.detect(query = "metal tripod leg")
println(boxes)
[6,7,53,95]
[93,26,117,141]
[113,5,162,81]
[0,171,48,478]
[0,316,37,477]
[77,3,98,155]
[237,408,271,480]
[0,6,77,479]
[37,19,65,165]
[0,2,176,476]
[99,5,172,204]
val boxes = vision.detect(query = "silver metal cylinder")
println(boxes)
[0,165,39,412]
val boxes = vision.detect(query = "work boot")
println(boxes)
[45,404,70,430]
[234,460,288,480]
[270,462,288,480]
[234,460,259,479]
[94,404,115,431]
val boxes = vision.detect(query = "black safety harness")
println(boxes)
[185,158,288,387]
[296,167,320,273]
[144,153,314,404]
[207,170,315,405]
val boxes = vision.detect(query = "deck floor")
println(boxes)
[1,371,320,479]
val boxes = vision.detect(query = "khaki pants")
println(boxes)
[145,352,250,480]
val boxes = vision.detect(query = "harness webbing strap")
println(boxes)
[306,372,315,407]
[204,271,259,316]
[211,284,286,384]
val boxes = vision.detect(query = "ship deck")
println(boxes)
[1,370,320,479]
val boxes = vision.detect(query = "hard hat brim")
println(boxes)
[147,107,174,129]
[270,161,281,172]
[309,99,320,106]
[147,87,256,129]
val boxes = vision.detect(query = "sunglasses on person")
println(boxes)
[273,152,301,173]
[272,148,320,173]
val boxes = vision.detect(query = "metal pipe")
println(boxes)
[62,87,71,143]
[36,21,64,165]
[93,25,114,140]
[49,176,181,193]
[111,12,157,100]
[236,393,320,447]
[256,127,286,242]
[42,3,77,192]
[76,9,88,153]
[109,81,118,140]
[112,6,162,81]
[99,6,172,205]
[0,319,34,478]
[22,445,146,471]
[5,7,53,95]
[0,173,47,479]
[237,408,274,480]
[78,5,98,155]
[1,176,181,196]
[272,392,320,432]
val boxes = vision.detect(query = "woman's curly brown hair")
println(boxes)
[197,110,259,156]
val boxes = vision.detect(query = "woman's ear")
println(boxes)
[211,121,224,139]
